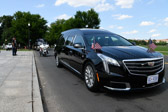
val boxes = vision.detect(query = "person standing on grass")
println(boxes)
[12,37,17,56]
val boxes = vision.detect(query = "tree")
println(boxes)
[45,19,66,45]
[63,18,77,30]
[12,11,47,46]
[46,9,101,44]
[74,9,100,28]
[0,15,13,44]
[156,41,167,45]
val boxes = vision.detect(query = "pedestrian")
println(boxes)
[12,37,17,56]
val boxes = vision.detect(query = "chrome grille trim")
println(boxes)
[128,63,163,69]
[123,57,164,75]
[129,66,162,73]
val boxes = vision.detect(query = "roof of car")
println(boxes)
[62,28,115,35]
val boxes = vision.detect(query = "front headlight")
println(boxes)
[97,53,120,73]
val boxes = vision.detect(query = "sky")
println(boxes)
[0,0,168,40]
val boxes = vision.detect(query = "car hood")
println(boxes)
[100,46,163,60]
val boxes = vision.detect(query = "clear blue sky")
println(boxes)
[0,0,167,40]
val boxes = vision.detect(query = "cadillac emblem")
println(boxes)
[148,62,155,66]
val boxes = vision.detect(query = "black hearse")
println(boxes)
[54,29,165,92]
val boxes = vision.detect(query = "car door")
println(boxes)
[70,35,86,73]
[63,35,74,66]
[56,35,65,59]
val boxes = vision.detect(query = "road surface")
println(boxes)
[34,50,168,112]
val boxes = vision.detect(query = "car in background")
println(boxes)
[54,29,165,92]
[5,43,12,50]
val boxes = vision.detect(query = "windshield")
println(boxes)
[85,34,133,47]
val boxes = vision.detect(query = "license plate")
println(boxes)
[147,75,158,84]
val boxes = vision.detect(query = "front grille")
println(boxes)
[123,58,164,75]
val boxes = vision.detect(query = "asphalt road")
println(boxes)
[34,50,168,112]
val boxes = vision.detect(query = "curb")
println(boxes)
[32,54,44,112]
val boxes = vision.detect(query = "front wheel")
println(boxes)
[84,62,99,92]
[56,55,62,67]
[39,51,42,56]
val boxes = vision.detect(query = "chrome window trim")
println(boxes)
[73,34,86,50]
[122,57,164,76]
[65,35,75,46]
[72,35,77,44]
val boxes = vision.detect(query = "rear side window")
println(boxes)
[73,35,84,46]
[58,35,65,46]
[65,36,73,46]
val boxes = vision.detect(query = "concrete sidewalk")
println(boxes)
[0,51,43,112]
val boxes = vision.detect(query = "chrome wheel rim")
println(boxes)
[85,65,94,88]
[56,55,59,66]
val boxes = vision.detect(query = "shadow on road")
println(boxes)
[60,64,168,100]
[101,82,168,100]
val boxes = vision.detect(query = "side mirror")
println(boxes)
[74,43,83,48]
[132,42,136,46]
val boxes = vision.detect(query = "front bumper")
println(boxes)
[97,70,165,91]
[103,78,165,91]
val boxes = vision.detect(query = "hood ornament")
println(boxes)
[148,62,155,66]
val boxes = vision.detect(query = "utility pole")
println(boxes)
[28,23,30,49]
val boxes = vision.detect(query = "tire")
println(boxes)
[84,62,99,92]
[39,52,42,57]
[56,54,62,67]
[43,53,47,57]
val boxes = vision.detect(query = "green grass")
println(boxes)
[140,45,168,51]
[155,46,168,51]
[140,45,168,55]
[17,49,32,51]
[0,49,32,51]
[158,51,168,56]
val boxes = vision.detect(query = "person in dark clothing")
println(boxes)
[12,37,17,56]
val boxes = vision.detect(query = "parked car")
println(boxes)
[5,43,12,50]
[54,29,165,92]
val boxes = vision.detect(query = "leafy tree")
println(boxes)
[45,19,66,45]
[0,15,13,44]
[153,39,156,44]
[156,41,167,45]
[12,11,47,46]
[46,9,101,44]
[63,18,77,30]
[74,9,100,28]
[0,22,3,45]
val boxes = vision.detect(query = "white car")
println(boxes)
[5,43,12,50]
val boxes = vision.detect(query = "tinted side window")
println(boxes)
[65,36,73,46]
[85,34,132,46]
[73,35,84,46]
[58,35,65,46]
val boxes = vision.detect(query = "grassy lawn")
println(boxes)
[17,49,32,51]
[140,45,168,55]
[0,49,32,51]
[154,46,168,51]
[158,51,168,56]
